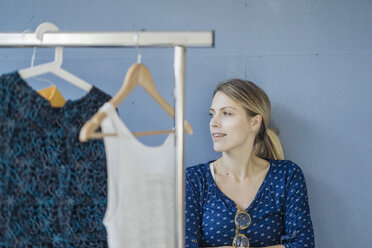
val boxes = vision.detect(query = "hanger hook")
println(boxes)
[134,31,142,64]
[22,29,37,67]
[31,47,37,67]
[34,22,62,67]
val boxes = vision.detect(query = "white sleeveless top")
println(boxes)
[99,102,176,248]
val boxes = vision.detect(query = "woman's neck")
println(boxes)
[216,152,268,181]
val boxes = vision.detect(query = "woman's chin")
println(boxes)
[213,145,226,153]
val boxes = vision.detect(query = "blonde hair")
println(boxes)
[213,79,284,160]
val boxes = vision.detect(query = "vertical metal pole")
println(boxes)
[174,45,185,248]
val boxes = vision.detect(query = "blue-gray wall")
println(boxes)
[1,1,371,247]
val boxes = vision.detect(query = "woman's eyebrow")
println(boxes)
[210,106,236,111]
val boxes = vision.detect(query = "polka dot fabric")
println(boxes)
[185,160,314,248]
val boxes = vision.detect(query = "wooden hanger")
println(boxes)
[79,63,193,142]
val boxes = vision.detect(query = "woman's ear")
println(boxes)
[251,115,263,132]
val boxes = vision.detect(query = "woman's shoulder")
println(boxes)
[269,159,306,182]
[185,161,215,183]
[185,161,215,196]
[185,161,210,176]
[270,159,301,171]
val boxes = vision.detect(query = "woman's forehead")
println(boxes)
[211,91,243,110]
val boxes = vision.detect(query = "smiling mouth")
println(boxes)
[212,133,226,138]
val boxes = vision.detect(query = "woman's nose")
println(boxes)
[210,115,220,128]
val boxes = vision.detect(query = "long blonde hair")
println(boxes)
[213,79,284,160]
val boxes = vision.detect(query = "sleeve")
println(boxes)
[282,165,315,248]
[185,169,202,248]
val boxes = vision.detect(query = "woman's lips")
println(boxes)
[212,132,226,140]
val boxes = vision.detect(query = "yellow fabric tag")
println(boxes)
[38,85,66,108]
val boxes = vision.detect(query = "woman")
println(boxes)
[185,79,314,248]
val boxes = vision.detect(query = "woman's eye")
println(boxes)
[223,111,231,116]
[208,112,214,118]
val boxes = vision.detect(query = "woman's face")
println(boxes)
[209,91,257,153]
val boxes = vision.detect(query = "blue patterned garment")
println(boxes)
[185,160,314,248]
[0,72,111,247]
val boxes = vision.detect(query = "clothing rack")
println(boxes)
[0,27,214,248]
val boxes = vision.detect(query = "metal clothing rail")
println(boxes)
[0,31,213,47]
[0,27,214,248]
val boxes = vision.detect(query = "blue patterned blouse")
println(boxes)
[185,159,314,248]
[0,72,111,247]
